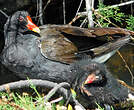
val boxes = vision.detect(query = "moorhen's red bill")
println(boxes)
[26,16,40,33]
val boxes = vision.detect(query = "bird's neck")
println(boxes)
[4,21,19,48]
[4,31,17,48]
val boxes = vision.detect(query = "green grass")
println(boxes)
[0,85,134,110]
[0,91,66,110]
[0,91,112,110]
[0,92,37,110]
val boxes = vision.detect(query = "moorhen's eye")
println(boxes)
[19,16,24,22]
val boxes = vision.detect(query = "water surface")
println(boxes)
[106,44,134,86]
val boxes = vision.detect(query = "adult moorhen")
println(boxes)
[75,60,134,109]
[0,11,132,80]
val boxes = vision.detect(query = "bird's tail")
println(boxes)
[91,35,131,63]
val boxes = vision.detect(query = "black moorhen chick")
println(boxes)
[75,60,134,109]
[0,11,132,80]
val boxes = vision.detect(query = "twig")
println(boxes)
[96,0,134,11]
[68,15,81,25]
[131,4,133,15]
[43,0,51,12]
[117,51,134,84]
[68,0,84,25]
[36,0,51,24]
[80,17,87,27]
[39,0,43,25]
[85,0,94,27]
[44,82,70,103]
[118,79,134,92]
[93,9,120,28]
[0,79,70,99]
[0,10,8,18]
[78,0,134,16]
[63,0,66,24]
[50,97,63,104]
[74,0,84,17]
[35,0,39,20]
